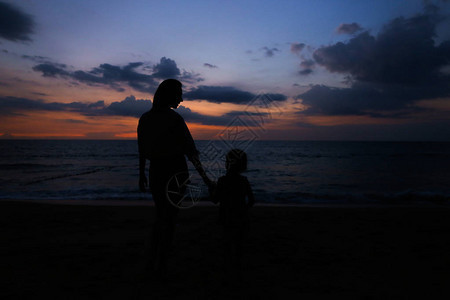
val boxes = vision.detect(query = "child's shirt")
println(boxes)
[215,173,255,227]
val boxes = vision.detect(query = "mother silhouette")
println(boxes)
[137,79,213,277]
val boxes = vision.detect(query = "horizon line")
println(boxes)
[1,138,449,143]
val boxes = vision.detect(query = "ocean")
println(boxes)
[1,140,449,205]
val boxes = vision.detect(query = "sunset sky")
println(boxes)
[1,0,450,140]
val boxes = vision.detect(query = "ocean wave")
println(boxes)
[0,163,73,169]
[22,166,115,185]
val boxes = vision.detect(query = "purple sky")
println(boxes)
[1,0,450,140]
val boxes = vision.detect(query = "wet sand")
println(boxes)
[1,201,450,299]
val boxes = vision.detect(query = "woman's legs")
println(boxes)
[151,190,179,277]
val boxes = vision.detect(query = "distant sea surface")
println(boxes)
[1,140,450,205]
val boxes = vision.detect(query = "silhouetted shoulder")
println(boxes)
[167,108,184,119]
[139,107,180,121]
[216,174,250,200]
[138,110,150,124]
[137,108,198,160]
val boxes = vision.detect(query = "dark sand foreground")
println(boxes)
[1,201,450,299]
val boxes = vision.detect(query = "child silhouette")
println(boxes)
[214,149,255,281]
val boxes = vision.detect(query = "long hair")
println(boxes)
[152,79,182,109]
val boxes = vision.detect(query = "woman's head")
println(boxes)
[226,149,247,174]
[152,79,183,109]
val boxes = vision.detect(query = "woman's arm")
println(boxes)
[137,116,148,192]
[139,156,148,192]
[188,154,217,201]
[188,154,213,187]
[176,113,215,189]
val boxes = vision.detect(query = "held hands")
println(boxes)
[203,177,217,203]
[202,176,215,190]
[190,155,217,200]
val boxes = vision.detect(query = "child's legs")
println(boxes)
[233,225,247,269]
[223,225,247,273]
[222,227,234,267]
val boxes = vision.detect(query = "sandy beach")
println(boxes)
[1,200,450,299]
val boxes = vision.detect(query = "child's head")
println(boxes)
[225,149,247,174]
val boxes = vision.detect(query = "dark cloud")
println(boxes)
[0,96,52,115]
[179,70,204,84]
[177,106,270,126]
[0,96,109,117]
[76,62,155,92]
[291,43,316,75]
[106,95,152,117]
[262,47,280,57]
[299,69,313,76]
[81,62,155,92]
[176,105,230,126]
[314,8,449,85]
[150,57,203,83]
[0,95,253,126]
[88,99,252,126]
[290,43,306,54]
[184,86,287,104]
[297,6,450,117]
[336,22,363,35]
[203,63,218,68]
[32,63,69,77]
[184,86,254,103]
[298,83,438,116]
[32,57,202,92]
[33,58,197,92]
[21,55,50,63]
[299,59,316,75]
[264,93,287,101]
[300,59,315,69]
[152,57,180,79]
[0,2,34,42]
[0,95,144,117]
[222,111,270,118]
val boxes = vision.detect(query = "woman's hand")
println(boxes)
[202,176,214,189]
[204,178,217,201]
